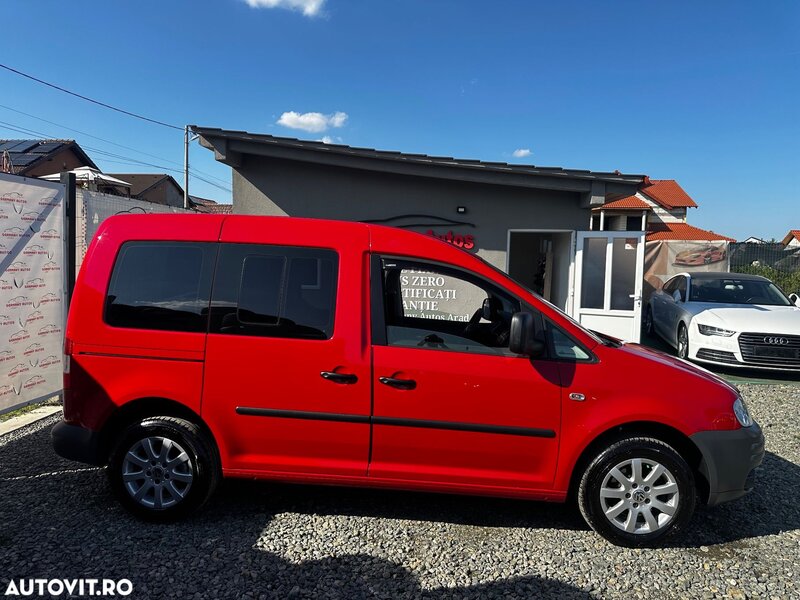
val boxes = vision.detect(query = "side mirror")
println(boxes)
[672,290,683,303]
[790,293,800,307]
[509,312,545,357]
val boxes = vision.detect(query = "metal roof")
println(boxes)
[191,126,648,195]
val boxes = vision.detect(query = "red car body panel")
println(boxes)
[61,214,744,503]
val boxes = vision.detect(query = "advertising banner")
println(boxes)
[644,239,730,302]
[0,173,64,414]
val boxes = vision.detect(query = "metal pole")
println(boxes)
[61,171,77,307]
[183,125,189,209]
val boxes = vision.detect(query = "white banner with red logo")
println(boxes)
[0,173,64,414]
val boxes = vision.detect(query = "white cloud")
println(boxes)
[318,136,343,144]
[277,111,348,133]
[243,0,325,17]
[512,148,532,158]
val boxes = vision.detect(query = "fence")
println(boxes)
[0,173,66,414]
[729,242,800,295]
[76,189,193,271]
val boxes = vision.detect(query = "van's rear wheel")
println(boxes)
[578,437,695,547]
[108,416,220,520]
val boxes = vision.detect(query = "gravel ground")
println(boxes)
[1,383,798,599]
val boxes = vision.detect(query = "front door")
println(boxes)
[573,231,645,342]
[201,222,371,476]
[369,257,562,490]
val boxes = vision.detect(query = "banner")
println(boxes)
[644,240,730,302]
[0,173,64,414]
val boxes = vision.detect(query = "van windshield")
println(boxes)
[471,253,606,346]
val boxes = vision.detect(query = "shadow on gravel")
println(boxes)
[0,422,589,599]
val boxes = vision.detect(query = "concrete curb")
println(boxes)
[0,405,62,437]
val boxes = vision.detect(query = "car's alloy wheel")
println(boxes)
[599,457,679,534]
[122,436,194,509]
[108,416,220,520]
[677,324,689,359]
[578,437,695,547]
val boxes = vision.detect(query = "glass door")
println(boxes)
[573,232,645,342]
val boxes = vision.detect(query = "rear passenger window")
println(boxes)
[105,242,216,332]
[209,244,337,340]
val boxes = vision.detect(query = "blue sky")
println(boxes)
[1,0,797,240]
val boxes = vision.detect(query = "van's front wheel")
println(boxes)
[578,437,696,547]
[108,416,220,520]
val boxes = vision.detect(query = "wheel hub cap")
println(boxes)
[121,436,193,509]
[599,457,680,535]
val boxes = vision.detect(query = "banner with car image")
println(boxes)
[644,240,730,303]
[0,173,64,414]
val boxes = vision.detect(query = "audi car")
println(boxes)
[645,271,800,370]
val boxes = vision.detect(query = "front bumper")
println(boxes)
[52,421,105,466]
[690,421,764,506]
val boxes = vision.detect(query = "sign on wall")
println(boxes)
[0,173,64,414]
[644,240,730,302]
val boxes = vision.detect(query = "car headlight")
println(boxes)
[698,324,736,337]
[733,397,753,427]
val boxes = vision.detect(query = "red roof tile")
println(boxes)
[194,204,233,214]
[646,222,735,242]
[781,230,800,245]
[641,180,698,209]
[594,195,650,210]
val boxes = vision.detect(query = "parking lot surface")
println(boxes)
[1,383,798,599]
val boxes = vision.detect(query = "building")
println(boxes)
[742,236,767,244]
[106,173,186,208]
[591,179,734,243]
[0,139,98,177]
[189,195,233,214]
[194,126,652,341]
[781,230,800,248]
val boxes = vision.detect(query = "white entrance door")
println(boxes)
[573,231,645,342]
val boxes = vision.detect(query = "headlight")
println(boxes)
[698,324,736,337]
[733,397,753,427]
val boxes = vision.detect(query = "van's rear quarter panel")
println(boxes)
[67,353,204,430]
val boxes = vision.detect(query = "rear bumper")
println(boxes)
[52,421,105,466]
[690,422,764,506]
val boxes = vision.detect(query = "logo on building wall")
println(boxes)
[426,230,476,251]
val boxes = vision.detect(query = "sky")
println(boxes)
[0,0,798,240]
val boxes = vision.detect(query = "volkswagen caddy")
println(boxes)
[53,215,763,547]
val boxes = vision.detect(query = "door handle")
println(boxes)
[320,371,358,384]
[379,376,417,390]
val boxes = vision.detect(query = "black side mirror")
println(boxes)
[790,292,800,307]
[509,312,545,357]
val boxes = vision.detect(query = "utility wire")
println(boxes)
[0,120,231,194]
[0,63,183,131]
[0,103,230,186]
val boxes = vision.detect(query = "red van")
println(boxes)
[53,215,763,547]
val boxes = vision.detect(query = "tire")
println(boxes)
[677,323,689,359]
[107,416,221,521]
[644,306,654,336]
[578,437,696,548]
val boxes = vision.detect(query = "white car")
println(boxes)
[645,272,800,370]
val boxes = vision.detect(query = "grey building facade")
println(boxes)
[194,127,647,324]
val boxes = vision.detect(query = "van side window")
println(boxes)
[209,244,337,340]
[378,258,529,356]
[547,321,592,361]
[105,242,216,332]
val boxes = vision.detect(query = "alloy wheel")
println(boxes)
[121,436,194,509]
[599,457,680,534]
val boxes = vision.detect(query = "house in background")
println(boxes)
[742,236,767,244]
[106,173,186,208]
[781,230,800,248]
[189,195,233,214]
[591,179,735,242]
[0,139,98,177]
